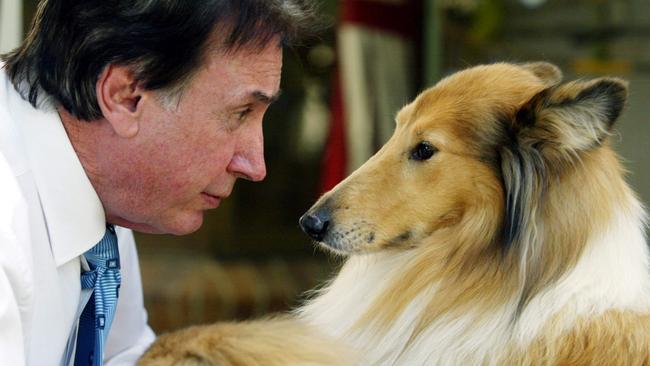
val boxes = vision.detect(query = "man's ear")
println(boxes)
[96,65,144,138]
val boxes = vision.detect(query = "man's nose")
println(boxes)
[228,122,266,182]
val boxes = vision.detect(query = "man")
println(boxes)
[0,1,316,365]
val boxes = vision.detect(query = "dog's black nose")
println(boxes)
[299,209,331,241]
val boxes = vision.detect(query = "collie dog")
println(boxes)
[138,62,650,366]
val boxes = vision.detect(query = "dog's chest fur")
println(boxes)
[298,198,650,365]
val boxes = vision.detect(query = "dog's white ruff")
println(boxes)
[298,191,650,365]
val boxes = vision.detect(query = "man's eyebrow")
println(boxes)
[252,90,282,104]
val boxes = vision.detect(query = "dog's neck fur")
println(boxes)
[297,188,649,365]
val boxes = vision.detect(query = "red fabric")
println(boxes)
[319,1,421,194]
[341,0,419,40]
[320,68,347,194]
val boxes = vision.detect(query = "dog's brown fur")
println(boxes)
[138,62,650,366]
[138,317,357,365]
[504,310,650,365]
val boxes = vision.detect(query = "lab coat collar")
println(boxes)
[7,79,106,266]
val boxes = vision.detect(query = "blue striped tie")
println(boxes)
[74,225,121,366]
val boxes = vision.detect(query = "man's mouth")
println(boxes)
[201,192,222,208]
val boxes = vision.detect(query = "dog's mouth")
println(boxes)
[315,238,355,256]
[299,208,368,254]
[300,208,403,255]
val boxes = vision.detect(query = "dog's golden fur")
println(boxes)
[138,62,650,366]
[138,317,357,366]
[503,310,650,365]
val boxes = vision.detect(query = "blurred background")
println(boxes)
[2,0,649,334]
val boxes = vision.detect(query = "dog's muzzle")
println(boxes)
[299,208,331,241]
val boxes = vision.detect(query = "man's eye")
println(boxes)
[236,107,253,120]
[410,141,437,161]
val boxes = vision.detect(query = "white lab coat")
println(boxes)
[0,68,155,365]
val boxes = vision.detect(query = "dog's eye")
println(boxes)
[410,141,437,161]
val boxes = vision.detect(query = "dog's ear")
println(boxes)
[499,77,628,253]
[520,62,563,87]
[514,77,628,157]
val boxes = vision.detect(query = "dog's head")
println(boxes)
[300,62,627,261]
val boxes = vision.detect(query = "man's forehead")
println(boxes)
[196,46,282,104]
[224,88,281,105]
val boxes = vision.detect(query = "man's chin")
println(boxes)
[108,213,204,235]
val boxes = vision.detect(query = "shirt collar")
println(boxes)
[8,81,106,266]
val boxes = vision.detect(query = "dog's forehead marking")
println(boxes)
[396,102,415,126]
[397,91,473,154]
[393,64,551,161]
[409,65,547,145]
[395,102,451,151]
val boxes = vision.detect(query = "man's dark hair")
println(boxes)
[2,0,318,120]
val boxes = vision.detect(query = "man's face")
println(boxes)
[101,40,282,235]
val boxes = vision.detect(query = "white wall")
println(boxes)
[0,0,23,54]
